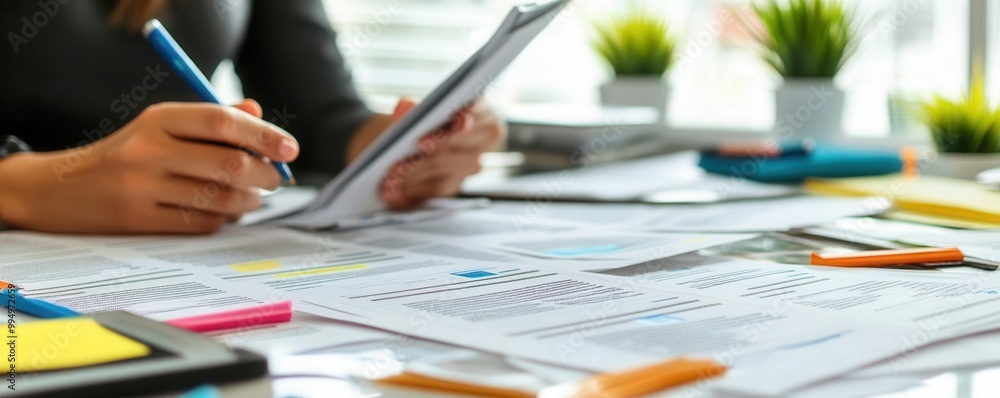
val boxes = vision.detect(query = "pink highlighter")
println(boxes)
[166,301,293,333]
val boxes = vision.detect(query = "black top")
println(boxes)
[1,0,372,175]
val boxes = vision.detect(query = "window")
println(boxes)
[323,0,983,139]
[324,0,497,112]
[988,0,1000,101]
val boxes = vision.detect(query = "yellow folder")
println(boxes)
[15,318,150,372]
[806,174,1000,224]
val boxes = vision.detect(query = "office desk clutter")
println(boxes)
[6,118,999,396]
[5,1,1000,396]
[7,175,1000,397]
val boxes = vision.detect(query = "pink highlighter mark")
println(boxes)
[166,300,293,333]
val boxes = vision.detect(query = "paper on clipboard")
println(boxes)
[269,1,569,229]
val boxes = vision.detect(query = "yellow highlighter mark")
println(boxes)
[274,264,369,279]
[230,260,282,273]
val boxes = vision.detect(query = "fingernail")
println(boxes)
[278,140,298,160]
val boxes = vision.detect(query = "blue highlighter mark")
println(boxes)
[544,244,623,257]
[452,270,497,278]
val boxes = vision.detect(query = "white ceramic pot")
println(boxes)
[774,78,845,141]
[922,153,1000,180]
[600,76,669,123]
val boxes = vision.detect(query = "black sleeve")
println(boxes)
[234,0,373,175]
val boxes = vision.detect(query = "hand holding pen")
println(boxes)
[143,19,296,184]
[0,46,299,234]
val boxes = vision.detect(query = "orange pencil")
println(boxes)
[541,358,726,398]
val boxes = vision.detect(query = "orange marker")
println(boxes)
[541,358,726,398]
[0,280,16,289]
[811,247,964,268]
[379,372,534,398]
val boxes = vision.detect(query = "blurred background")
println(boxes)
[317,0,997,142]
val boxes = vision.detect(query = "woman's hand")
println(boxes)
[379,98,505,209]
[0,100,299,234]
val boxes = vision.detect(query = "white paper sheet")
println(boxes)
[604,254,1000,343]
[239,186,318,226]
[260,256,916,396]
[0,228,371,321]
[489,229,755,261]
[207,312,390,356]
[852,330,1000,378]
[325,211,755,271]
[484,194,882,233]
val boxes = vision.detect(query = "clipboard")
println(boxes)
[270,0,570,230]
[12,311,268,398]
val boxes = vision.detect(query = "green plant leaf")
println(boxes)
[920,77,1000,153]
[589,4,677,77]
[744,0,860,78]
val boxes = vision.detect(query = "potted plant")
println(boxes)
[743,0,861,140]
[919,81,1000,179]
[591,4,678,123]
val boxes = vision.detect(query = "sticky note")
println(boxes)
[229,260,281,273]
[806,175,1000,223]
[15,318,150,372]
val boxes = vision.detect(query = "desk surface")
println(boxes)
[262,365,1000,397]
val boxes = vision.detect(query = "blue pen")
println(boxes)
[4,288,79,319]
[142,19,295,185]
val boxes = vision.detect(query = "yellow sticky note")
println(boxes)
[806,175,1000,223]
[229,260,281,273]
[15,318,150,372]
